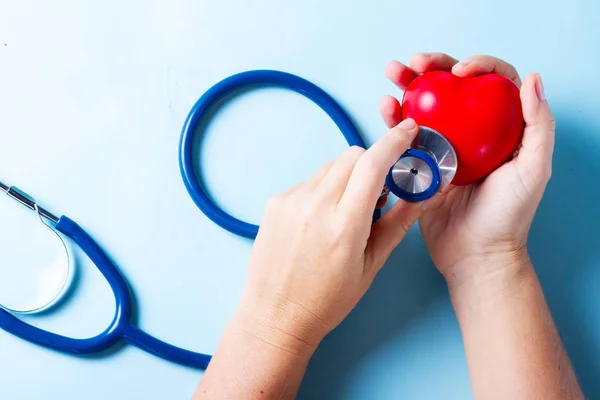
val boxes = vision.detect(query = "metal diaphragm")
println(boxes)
[385,126,458,202]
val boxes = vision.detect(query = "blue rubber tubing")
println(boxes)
[179,70,366,239]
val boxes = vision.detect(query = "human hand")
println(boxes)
[233,119,423,352]
[379,53,555,287]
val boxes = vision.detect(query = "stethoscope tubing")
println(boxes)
[179,70,366,239]
[0,216,211,368]
[0,70,371,370]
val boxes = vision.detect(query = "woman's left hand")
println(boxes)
[379,53,553,287]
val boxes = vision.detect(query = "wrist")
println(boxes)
[229,302,321,360]
[446,248,536,311]
[197,302,317,399]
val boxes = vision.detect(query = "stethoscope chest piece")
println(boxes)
[385,126,458,202]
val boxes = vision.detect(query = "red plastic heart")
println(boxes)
[401,71,524,186]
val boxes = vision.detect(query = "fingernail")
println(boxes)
[419,52,432,57]
[455,61,470,69]
[397,118,416,131]
[535,74,546,101]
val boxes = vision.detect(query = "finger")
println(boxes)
[317,146,365,200]
[385,60,419,90]
[337,119,419,219]
[514,73,555,182]
[305,159,334,190]
[408,52,459,74]
[379,95,402,129]
[276,181,305,198]
[284,159,334,197]
[365,199,422,274]
[452,55,522,86]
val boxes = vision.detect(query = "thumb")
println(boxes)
[366,198,423,274]
[515,73,555,185]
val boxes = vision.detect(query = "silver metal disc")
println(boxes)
[414,126,458,188]
[401,126,458,188]
[391,156,434,194]
[0,184,71,314]
[388,126,458,198]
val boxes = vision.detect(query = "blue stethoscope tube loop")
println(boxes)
[179,70,366,239]
[0,216,211,369]
[385,149,441,202]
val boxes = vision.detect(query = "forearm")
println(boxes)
[193,312,316,400]
[448,251,583,400]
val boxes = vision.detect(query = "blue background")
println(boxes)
[0,0,599,398]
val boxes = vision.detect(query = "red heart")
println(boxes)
[401,71,524,186]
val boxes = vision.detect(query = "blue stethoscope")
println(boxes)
[0,70,456,369]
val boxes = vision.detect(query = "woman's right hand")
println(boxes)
[379,53,556,287]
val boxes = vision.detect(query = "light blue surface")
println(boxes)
[0,0,599,398]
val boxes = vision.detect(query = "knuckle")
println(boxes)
[294,192,323,219]
[266,193,286,210]
[505,61,517,73]
[506,64,520,81]
[331,218,354,244]
[399,217,416,235]
[430,52,447,60]
[300,198,319,219]
[345,145,366,159]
